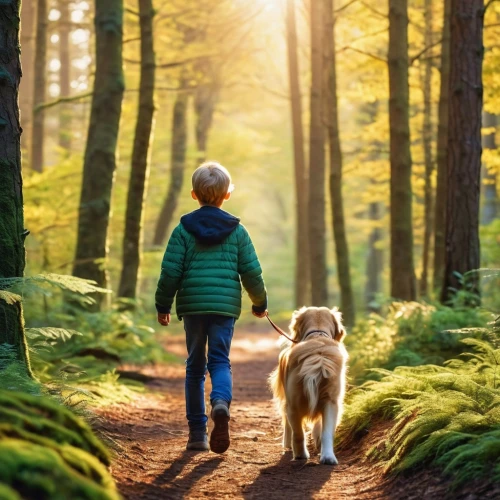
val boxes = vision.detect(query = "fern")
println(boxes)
[340,338,500,487]
[0,273,110,305]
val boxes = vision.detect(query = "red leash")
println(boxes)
[265,312,299,344]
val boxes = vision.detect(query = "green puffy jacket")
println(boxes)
[155,206,267,319]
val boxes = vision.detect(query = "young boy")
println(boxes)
[155,162,268,454]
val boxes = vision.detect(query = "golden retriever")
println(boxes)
[269,306,348,465]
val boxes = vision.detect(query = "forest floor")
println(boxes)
[97,327,497,500]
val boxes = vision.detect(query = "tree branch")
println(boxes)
[410,37,443,66]
[338,46,387,63]
[34,92,93,113]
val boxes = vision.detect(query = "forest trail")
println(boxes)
[97,329,488,500]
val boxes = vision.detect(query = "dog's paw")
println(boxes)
[320,453,338,465]
[293,449,310,461]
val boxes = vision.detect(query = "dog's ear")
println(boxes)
[289,306,308,341]
[330,307,346,342]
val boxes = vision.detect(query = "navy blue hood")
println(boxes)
[180,206,240,245]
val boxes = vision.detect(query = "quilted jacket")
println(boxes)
[155,206,267,319]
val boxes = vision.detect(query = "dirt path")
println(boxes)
[97,329,494,500]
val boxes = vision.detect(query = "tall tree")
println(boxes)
[20,0,36,156]
[308,0,328,306]
[286,0,310,307]
[31,0,47,172]
[481,112,498,224]
[419,0,434,297]
[153,89,189,246]
[323,0,355,325]
[388,0,416,301]
[365,201,384,312]
[0,0,32,374]
[441,0,484,304]
[194,63,219,164]
[72,0,124,301]
[433,0,451,291]
[59,0,72,151]
[118,0,156,300]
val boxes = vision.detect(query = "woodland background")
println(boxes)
[0,0,499,498]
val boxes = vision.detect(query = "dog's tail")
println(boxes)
[297,345,343,414]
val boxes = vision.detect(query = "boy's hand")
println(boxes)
[158,313,171,326]
[252,309,268,319]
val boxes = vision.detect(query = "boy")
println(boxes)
[155,162,268,454]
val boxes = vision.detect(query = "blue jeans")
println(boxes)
[183,314,236,432]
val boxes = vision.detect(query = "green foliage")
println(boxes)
[346,301,489,383]
[0,364,118,499]
[340,332,500,487]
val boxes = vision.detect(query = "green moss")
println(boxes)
[0,440,119,500]
[0,391,110,465]
[0,483,21,500]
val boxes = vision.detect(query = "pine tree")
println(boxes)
[388,0,416,301]
[0,0,33,374]
[308,0,328,306]
[118,0,156,300]
[286,0,309,307]
[441,0,485,304]
[72,0,124,303]
[31,0,47,172]
[324,0,355,325]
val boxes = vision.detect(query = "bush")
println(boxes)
[346,301,489,383]
[340,329,500,487]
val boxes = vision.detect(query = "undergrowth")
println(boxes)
[340,316,500,487]
[346,301,489,383]
[0,356,119,500]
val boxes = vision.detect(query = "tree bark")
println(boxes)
[433,0,451,291]
[419,0,434,297]
[20,0,36,156]
[72,0,124,304]
[365,202,383,312]
[59,0,72,151]
[323,0,355,325]
[194,68,219,164]
[481,112,498,224]
[286,0,310,308]
[30,0,47,172]
[308,0,328,306]
[118,0,156,300]
[441,0,484,305]
[388,0,416,301]
[153,90,189,246]
[0,0,33,374]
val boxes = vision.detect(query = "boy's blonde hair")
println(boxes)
[192,162,233,206]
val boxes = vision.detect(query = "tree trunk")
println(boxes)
[419,0,434,297]
[72,0,124,304]
[433,0,451,291]
[441,0,484,305]
[286,0,310,308]
[118,0,156,300]
[365,202,383,312]
[0,0,32,375]
[388,0,416,301]
[20,0,36,156]
[153,90,189,246]
[194,71,219,164]
[481,112,498,224]
[308,0,328,306]
[59,0,72,151]
[30,0,47,172]
[323,0,355,325]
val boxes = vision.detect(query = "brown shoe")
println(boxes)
[209,400,230,454]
